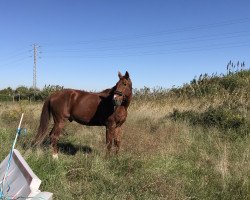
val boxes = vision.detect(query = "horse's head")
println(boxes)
[113,71,132,106]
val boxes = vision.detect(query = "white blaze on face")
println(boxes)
[114,94,118,99]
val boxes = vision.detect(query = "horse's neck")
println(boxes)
[124,95,132,108]
[98,86,115,98]
[98,86,132,108]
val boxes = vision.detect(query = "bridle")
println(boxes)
[113,90,126,105]
[113,80,131,105]
[114,90,124,97]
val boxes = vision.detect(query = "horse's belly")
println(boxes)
[71,109,97,124]
[72,115,105,126]
[71,98,103,125]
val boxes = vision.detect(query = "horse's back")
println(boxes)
[48,89,83,119]
[48,89,105,124]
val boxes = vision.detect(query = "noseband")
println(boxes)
[114,90,124,97]
[113,90,125,106]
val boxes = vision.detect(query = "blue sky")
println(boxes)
[0,0,250,90]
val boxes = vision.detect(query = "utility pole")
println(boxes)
[33,44,37,90]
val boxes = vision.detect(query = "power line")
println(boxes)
[41,29,250,58]
[0,57,30,69]
[41,17,250,47]
[43,41,250,59]
[43,29,250,53]
[40,17,250,59]
[0,50,30,62]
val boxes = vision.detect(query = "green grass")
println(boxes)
[0,69,249,199]
[0,103,249,200]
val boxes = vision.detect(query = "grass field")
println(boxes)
[0,69,249,199]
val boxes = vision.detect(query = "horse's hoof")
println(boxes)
[52,154,58,159]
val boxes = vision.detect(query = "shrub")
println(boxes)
[169,106,249,135]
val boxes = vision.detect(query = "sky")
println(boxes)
[0,0,250,91]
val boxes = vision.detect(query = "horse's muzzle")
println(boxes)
[113,91,123,106]
[113,98,122,106]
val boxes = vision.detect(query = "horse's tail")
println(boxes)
[32,98,51,147]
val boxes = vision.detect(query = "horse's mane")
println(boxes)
[97,86,116,98]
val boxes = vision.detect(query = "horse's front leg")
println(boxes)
[106,122,116,155]
[114,126,122,154]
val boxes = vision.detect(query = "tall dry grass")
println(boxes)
[0,69,249,199]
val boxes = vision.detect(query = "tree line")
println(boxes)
[0,85,64,101]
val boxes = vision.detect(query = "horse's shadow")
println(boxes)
[57,142,92,155]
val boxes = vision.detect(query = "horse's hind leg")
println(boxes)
[50,121,65,159]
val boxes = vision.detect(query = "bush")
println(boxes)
[169,106,249,135]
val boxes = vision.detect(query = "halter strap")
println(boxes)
[114,90,124,96]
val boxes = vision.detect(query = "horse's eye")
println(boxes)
[123,82,127,86]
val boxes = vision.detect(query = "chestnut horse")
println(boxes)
[32,71,132,158]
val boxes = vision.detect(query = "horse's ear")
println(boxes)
[118,71,123,79]
[125,71,130,79]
